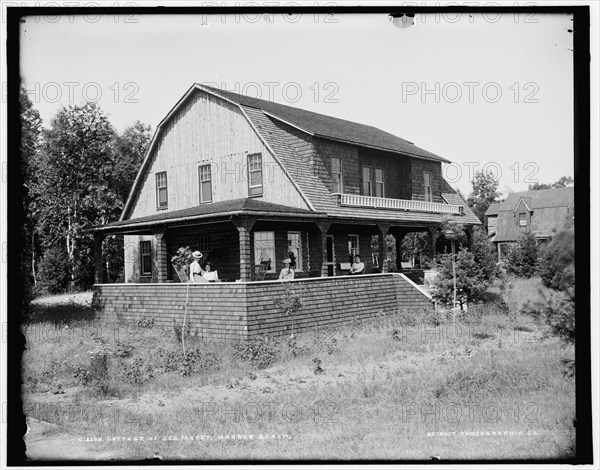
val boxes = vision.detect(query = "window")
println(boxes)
[331,157,343,193]
[156,172,168,209]
[375,168,385,197]
[348,234,359,258]
[519,213,527,226]
[140,241,152,276]
[248,153,263,197]
[254,231,275,272]
[287,232,303,271]
[362,166,372,196]
[199,234,211,254]
[199,164,212,203]
[424,172,432,202]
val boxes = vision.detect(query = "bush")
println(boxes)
[471,226,498,280]
[538,227,575,294]
[234,336,280,369]
[505,231,539,278]
[37,246,72,294]
[429,247,488,310]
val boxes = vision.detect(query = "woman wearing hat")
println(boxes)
[279,257,295,280]
[189,251,205,283]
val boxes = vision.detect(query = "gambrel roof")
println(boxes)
[202,85,450,164]
[120,84,478,226]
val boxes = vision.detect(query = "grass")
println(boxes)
[22,276,576,461]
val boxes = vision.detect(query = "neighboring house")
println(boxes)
[485,186,574,259]
[92,83,480,283]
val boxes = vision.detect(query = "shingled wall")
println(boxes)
[92,273,433,341]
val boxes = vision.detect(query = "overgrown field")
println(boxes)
[22,277,576,461]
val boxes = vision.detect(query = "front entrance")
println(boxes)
[326,234,335,276]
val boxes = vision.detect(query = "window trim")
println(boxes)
[348,234,359,258]
[139,240,152,276]
[156,171,168,210]
[287,231,303,272]
[198,164,213,204]
[362,166,373,196]
[423,171,432,202]
[331,157,344,193]
[254,231,276,273]
[247,153,263,197]
[519,212,527,227]
[375,167,385,198]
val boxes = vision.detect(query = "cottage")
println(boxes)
[485,186,574,259]
[91,84,480,339]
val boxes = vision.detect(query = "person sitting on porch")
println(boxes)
[349,255,365,275]
[279,258,295,280]
[202,261,220,282]
[189,251,206,282]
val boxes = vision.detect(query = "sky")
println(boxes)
[19,10,575,197]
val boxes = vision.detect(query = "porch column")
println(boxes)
[377,223,391,273]
[233,217,257,282]
[315,221,331,277]
[392,229,407,273]
[153,226,168,283]
[465,225,473,251]
[428,226,438,265]
[94,232,104,284]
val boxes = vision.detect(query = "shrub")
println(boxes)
[234,336,280,369]
[471,226,498,280]
[505,231,539,278]
[429,247,488,310]
[37,246,72,294]
[538,227,575,294]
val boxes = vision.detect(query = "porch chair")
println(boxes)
[254,260,271,281]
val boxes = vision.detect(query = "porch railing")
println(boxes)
[334,193,463,214]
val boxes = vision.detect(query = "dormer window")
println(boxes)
[519,212,527,226]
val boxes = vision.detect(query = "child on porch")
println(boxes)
[279,258,295,280]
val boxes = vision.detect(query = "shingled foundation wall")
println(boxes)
[92,273,433,341]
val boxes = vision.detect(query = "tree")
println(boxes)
[505,231,539,278]
[471,226,498,280]
[467,170,500,222]
[429,247,488,310]
[31,102,117,289]
[402,232,431,268]
[528,176,574,191]
[20,85,43,303]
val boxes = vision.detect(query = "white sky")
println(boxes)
[19,11,575,196]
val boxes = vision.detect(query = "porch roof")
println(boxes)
[93,198,327,234]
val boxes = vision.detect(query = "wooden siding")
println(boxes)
[92,274,433,341]
[410,159,454,203]
[128,90,309,219]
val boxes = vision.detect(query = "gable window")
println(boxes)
[248,153,263,197]
[424,172,432,202]
[199,164,212,203]
[140,241,152,276]
[375,168,385,197]
[331,157,343,193]
[348,234,359,259]
[156,172,168,209]
[254,231,275,272]
[362,166,372,196]
[287,232,303,271]
[519,213,527,227]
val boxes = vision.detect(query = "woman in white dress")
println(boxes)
[279,258,295,280]
[189,251,204,282]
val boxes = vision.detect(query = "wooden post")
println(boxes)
[465,225,473,251]
[233,217,257,282]
[153,227,168,283]
[94,232,104,284]
[377,223,391,273]
[315,221,331,277]
[428,226,438,265]
[392,229,407,273]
